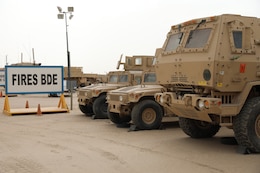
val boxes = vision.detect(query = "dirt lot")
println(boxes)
[0,94,259,173]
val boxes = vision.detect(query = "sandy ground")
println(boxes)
[0,94,259,173]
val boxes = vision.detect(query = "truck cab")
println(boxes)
[154,14,260,153]
[77,55,154,119]
[107,69,174,130]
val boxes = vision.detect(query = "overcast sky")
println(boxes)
[0,0,259,74]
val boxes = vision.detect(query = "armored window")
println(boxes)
[135,58,142,65]
[127,58,131,65]
[185,28,211,48]
[119,75,128,82]
[109,75,118,83]
[228,20,254,54]
[165,33,183,52]
[152,57,157,65]
[144,73,156,83]
[233,31,242,48]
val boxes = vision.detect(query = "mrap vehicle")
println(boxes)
[154,14,260,153]
[77,55,154,119]
[107,69,174,130]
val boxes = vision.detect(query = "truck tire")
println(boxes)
[179,117,220,138]
[93,94,108,118]
[79,104,94,116]
[233,97,260,153]
[131,100,163,130]
[107,111,131,124]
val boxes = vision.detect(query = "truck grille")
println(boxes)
[78,91,85,96]
[171,76,188,82]
[78,90,92,97]
[214,93,236,104]
[110,95,120,101]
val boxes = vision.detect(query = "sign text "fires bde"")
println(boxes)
[12,74,58,86]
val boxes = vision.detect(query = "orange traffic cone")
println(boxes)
[37,104,42,115]
[25,100,29,108]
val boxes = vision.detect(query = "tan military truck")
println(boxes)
[77,55,154,118]
[154,14,260,153]
[107,69,174,130]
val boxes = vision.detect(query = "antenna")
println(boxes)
[32,48,35,65]
[5,55,8,65]
[57,6,62,13]
[116,54,124,69]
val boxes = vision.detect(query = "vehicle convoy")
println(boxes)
[77,55,154,118]
[107,69,174,130]
[154,14,260,153]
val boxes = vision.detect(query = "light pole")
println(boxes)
[57,6,74,110]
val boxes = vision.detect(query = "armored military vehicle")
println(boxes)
[154,14,260,153]
[107,69,174,130]
[77,55,154,118]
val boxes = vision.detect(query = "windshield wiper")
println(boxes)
[187,19,206,44]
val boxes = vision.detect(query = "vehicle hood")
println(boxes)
[109,84,165,94]
[78,83,127,91]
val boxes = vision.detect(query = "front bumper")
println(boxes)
[155,92,222,122]
[77,90,93,106]
[107,94,131,115]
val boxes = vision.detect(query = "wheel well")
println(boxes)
[247,85,260,101]
[93,92,107,102]
[139,96,155,102]
[138,96,165,115]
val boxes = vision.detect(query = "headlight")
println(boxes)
[160,95,164,103]
[197,99,205,108]
[107,95,110,100]
[119,96,123,102]
[93,90,100,95]
[197,99,210,109]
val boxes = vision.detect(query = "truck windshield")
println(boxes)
[119,75,128,82]
[143,73,156,83]
[165,33,183,52]
[109,75,118,83]
[185,28,211,48]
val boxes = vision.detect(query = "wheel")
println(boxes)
[93,94,108,118]
[107,110,131,124]
[233,97,260,153]
[79,104,94,116]
[131,100,163,130]
[179,117,220,138]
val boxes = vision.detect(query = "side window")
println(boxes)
[228,20,254,54]
[127,58,131,65]
[135,58,142,65]
[135,76,142,84]
[233,31,242,48]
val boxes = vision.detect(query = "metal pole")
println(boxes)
[64,12,73,110]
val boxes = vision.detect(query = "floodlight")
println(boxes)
[57,6,62,13]
[68,7,74,12]
[57,14,64,19]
